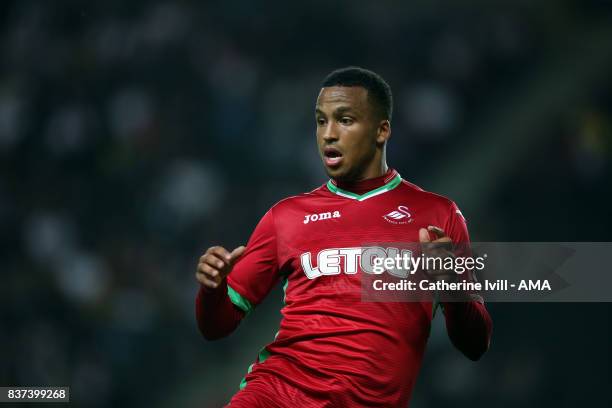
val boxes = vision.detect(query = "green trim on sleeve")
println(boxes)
[238,363,253,390]
[282,277,289,304]
[236,278,288,393]
[227,284,254,316]
[238,347,271,390]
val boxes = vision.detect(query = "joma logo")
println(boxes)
[303,210,341,224]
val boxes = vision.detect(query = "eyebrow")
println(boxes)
[315,106,357,116]
[334,106,354,115]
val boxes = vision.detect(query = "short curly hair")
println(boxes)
[321,66,393,121]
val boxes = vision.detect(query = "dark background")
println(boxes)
[0,0,610,407]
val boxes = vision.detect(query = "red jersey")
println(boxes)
[199,169,491,407]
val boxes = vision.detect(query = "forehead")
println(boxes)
[316,86,369,112]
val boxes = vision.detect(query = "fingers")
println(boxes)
[196,245,247,289]
[419,226,451,243]
[420,226,452,255]
[196,246,230,289]
[196,262,222,289]
[427,225,447,239]
[207,246,232,263]
[228,245,246,266]
[418,228,431,243]
[202,253,226,270]
[202,246,233,271]
[418,226,456,281]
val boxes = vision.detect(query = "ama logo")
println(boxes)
[383,205,413,224]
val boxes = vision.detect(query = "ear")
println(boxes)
[376,120,391,144]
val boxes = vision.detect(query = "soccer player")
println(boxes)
[195,67,492,407]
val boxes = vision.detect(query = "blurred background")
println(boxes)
[1,0,611,407]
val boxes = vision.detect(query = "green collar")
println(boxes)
[326,173,402,201]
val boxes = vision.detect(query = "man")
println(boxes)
[195,67,492,407]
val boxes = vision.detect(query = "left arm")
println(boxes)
[420,201,492,360]
[442,300,492,361]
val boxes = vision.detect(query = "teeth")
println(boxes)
[323,149,342,165]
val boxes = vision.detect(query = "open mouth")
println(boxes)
[323,146,344,167]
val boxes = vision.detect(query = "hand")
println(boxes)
[196,245,246,289]
[418,226,457,282]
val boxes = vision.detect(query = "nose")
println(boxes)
[321,122,339,142]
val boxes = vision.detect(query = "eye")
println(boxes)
[339,117,354,125]
[316,117,326,126]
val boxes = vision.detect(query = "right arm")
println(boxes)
[195,209,280,340]
[195,281,246,340]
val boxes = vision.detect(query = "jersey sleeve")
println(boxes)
[443,201,477,283]
[444,201,469,245]
[442,201,492,360]
[226,208,280,314]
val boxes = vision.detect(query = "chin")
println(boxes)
[324,166,351,181]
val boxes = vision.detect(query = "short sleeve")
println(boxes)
[227,209,280,314]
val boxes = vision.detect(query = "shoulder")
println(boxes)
[268,184,330,214]
[258,184,330,231]
[398,178,457,213]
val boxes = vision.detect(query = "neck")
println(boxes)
[336,155,388,184]
[333,165,396,195]
[354,161,389,182]
[355,148,388,181]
